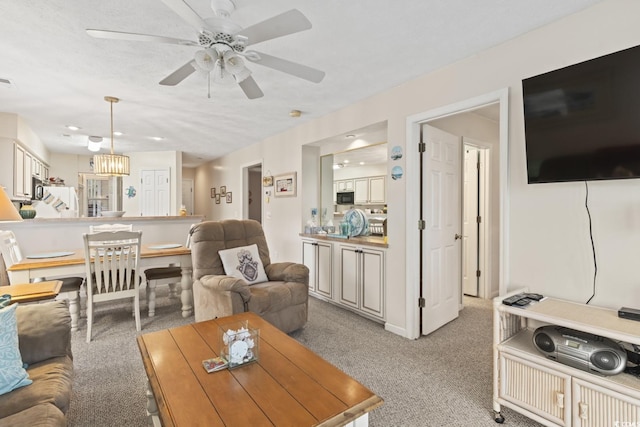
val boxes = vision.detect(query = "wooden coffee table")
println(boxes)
[137,312,383,427]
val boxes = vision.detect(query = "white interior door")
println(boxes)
[141,169,170,216]
[421,124,461,335]
[463,145,479,296]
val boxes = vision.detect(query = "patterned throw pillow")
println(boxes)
[219,244,268,285]
[0,304,32,396]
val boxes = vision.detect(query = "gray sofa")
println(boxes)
[0,300,73,426]
[190,219,309,333]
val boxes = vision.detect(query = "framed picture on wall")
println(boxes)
[220,186,227,196]
[211,188,216,198]
[274,172,297,197]
[215,194,221,204]
[226,192,232,203]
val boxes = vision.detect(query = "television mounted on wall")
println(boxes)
[523,44,640,184]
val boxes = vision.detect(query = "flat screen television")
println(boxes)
[523,44,640,183]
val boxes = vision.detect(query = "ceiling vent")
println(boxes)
[0,78,14,88]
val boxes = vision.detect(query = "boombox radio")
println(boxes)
[533,326,627,376]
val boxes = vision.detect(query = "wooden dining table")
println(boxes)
[1,280,62,304]
[6,244,194,317]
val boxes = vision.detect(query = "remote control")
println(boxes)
[523,293,544,301]
[502,294,525,306]
[515,298,532,307]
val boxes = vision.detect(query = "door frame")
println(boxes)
[405,88,510,339]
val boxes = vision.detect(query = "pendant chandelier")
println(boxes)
[93,96,130,176]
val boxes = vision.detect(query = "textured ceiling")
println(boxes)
[0,0,602,167]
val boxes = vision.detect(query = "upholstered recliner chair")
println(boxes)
[190,219,309,333]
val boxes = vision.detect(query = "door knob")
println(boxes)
[454,233,462,240]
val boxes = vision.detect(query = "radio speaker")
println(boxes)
[532,326,627,376]
[591,350,623,371]
[533,332,555,353]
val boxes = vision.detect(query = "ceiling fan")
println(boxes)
[86,0,325,99]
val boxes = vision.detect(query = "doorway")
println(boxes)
[242,162,262,223]
[181,179,194,215]
[461,140,490,298]
[406,88,509,339]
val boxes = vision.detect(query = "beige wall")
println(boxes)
[201,0,640,337]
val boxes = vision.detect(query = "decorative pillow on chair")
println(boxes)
[0,303,32,396]
[219,244,268,285]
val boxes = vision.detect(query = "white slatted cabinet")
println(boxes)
[493,292,640,426]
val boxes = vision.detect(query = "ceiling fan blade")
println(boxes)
[245,51,325,83]
[160,0,207,31]
[159,60,197,86]
[86,29,197,46]
[238,9,312,46]
[238,76,264,99]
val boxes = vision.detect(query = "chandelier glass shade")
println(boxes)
[93,96,130,176]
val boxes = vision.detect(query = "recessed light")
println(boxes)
[150,136,163,141]
[66,125,81,131]
[345,134,356,139]
[113,131,123,136]
[359,162,365,165]
[344,160,350,164]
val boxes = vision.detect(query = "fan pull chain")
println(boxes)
[207,72,212,99]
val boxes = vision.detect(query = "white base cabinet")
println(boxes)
[301,237,386,322]
[338,244,384,320]
[302,239,333,299]
[493,291,640,426]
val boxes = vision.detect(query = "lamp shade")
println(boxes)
[93,153,130,176]
[0,187,22,222]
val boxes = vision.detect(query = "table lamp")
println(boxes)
[0,187,23,222]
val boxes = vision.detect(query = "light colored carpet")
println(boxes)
[67,289,543,426]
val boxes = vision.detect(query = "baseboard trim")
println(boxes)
[384,322,408,338]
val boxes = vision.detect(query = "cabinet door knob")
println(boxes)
[554,391,564,409]
[454,233,462,241]
[578,402,588,419]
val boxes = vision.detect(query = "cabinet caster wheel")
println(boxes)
[494,412,505,424]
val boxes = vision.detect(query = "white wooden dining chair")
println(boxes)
[0,230,83,331]
[87,223,179,317]
[88,223,133,233]
[83,230,142,342]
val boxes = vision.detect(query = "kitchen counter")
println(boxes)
[13,215,202,223]
[3,216,203,254]
[299,233,388,248]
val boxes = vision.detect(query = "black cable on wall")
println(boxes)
[584,181,597,305]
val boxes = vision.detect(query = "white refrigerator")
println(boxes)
[35,187,80,218]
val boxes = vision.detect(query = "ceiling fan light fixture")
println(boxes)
[194,49,218,72]
[93,96,130,176]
